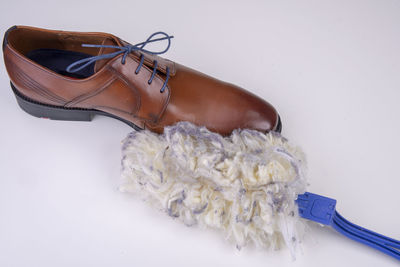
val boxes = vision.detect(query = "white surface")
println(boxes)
[0,0,399,266]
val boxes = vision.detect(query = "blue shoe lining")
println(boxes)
[26,48,94,79]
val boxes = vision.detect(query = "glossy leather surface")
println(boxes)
[3,26,279,135]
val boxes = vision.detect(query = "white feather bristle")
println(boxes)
[120,121,308,258]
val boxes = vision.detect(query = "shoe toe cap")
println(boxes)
[241,99,280,133]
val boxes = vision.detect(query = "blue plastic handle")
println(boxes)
[296,192,400,261]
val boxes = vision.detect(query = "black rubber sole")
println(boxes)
[275,115,282,133]
[11,82,142,131]
[11,82,282,134]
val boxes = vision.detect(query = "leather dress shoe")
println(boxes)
[3,26,281,135]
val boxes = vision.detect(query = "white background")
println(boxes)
[1,0,400,266]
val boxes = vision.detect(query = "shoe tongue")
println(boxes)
[93,38,120,72]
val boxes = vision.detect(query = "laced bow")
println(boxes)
[66,31,174,93]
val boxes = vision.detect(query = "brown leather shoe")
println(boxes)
[3,25,281,135]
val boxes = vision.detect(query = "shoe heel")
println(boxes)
[11,82,94,122]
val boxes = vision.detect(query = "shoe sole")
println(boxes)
[11,82,282,133]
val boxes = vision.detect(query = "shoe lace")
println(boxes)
[66,31,174,93]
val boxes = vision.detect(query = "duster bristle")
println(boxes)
[120,122,307,257]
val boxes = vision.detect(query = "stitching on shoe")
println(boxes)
[106,66,141,115]
[64,76,116,107]
[11,65,67,105]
